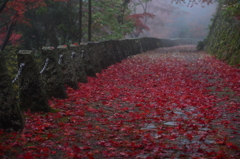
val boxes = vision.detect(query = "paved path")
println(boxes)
[1,45,240,158]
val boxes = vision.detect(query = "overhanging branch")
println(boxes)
[0,0,9,13]
[0,13,19,51]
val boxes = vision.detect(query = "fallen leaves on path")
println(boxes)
[1,45,240,158]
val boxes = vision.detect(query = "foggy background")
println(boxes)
[131,0,217,39]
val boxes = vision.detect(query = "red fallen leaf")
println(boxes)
[199,135,206,141]
[40,147,50,154]
[52,151,57,154]
[121,107,129,111]
[88,154,94,159]
[186,134,193,141]
[156,129,164,134]
[119,152,129,157]
[216,137,227,145]
[32,135,44,142]
[179,154,188,157]
[135,103,142,107]
[27,146,38,149]
[23,133,32,138]
[197,148,205,153]
[215,150,228,158]
[102,101,111,105]
[18,151,34,159]
[180,95,188,100]
[97,141,112,147]
[66,152,75,158]
[10,141,22,147]
[107,147,116,151]
[226,142,240,150]
[220,120,231,128]
[129,142,144,149]
[80,146,91,150]
[64,130,76,136]
[72,145,82,153]
[205,151,216,156]
[47,133,54,138]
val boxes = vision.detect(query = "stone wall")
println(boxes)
[206,1,240,65]
[1,37,183,131]
[16,38,181,110]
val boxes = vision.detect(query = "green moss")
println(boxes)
[49,108,61,113]
[57,116,69,122]
[206,0,240,65]
[196,41,205,50]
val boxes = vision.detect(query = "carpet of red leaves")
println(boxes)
[1,45,240,159]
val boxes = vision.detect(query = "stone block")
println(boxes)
[18,50,51,112]
[41,47,68,99]
[57,45,79,90]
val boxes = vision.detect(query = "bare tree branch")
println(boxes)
[0,0,9,14]
[0,19,10,28]
[1,13,19,51]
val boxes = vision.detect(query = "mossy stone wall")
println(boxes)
[0,52,24,131]
[206,1,240,65]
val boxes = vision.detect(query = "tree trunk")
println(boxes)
[78,0,83,43]
[88,0,92,41]
[49,29,59,49]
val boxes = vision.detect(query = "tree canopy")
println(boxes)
[0,0,220,50]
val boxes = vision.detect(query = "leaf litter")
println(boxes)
[0,45,240,158]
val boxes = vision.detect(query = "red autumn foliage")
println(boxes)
[0,0,68,50]
[126,12,155,30]
[0,28,22,45]
[126,12,155,35]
